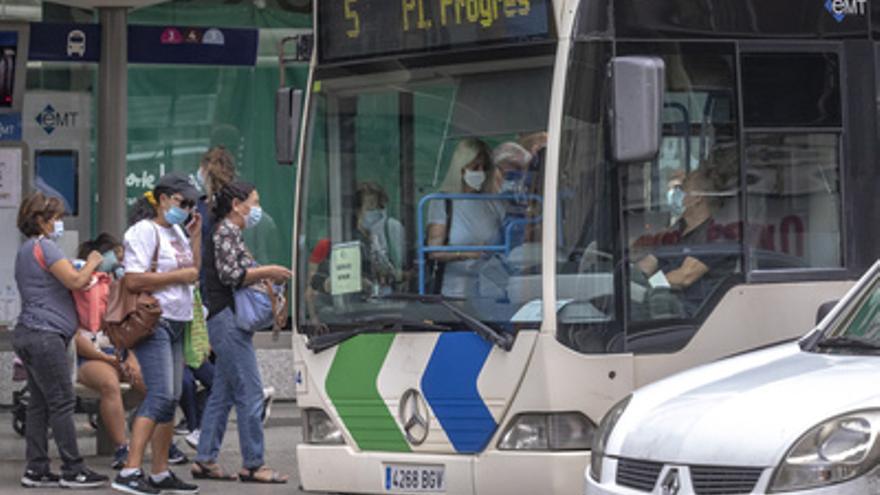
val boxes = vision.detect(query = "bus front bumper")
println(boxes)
[297,444,589,494]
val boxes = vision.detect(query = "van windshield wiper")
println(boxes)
[306,318,450,353]
[815,335,880,352]
[379,293,515,351]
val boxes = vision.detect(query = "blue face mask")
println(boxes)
[361,209,384,229]
[667,187,686,218]
[98,250,118,273]
[164,205,189,225]
[245,205,263,229]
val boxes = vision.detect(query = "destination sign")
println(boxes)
[318,0,552,63]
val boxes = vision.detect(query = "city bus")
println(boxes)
[287,0,880,493]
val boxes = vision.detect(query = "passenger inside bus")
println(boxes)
[308,182,405,300]
[494,139,543,273]
[426,138,505,298]
[634,169,738,317]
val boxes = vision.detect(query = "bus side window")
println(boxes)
[741,52,843,270]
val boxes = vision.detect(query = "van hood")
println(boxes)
[610,343,880,467]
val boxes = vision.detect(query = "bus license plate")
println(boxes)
[384,464,446,492]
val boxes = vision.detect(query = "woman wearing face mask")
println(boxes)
[355,181,405,291]
[191,181,292,484]
[13,192,109,489]
[426,138,505,297]
[113,172,202,495]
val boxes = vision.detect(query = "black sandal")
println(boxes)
[191,461,237,481]
[239,466,288,484]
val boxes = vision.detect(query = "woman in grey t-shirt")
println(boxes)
[13,192,108,488]
[427,138,505,298]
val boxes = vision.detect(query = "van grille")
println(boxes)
[691,465,764,494]
[615,458,662,492]
[614,459,764,494]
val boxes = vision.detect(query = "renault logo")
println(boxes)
[399,389,430,446]
[660,468,681,495]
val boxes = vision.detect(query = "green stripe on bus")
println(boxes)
[325,334,411,452]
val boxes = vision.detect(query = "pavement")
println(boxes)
[0,401,309,495]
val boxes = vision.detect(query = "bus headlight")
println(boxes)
[769,410,880,492]
[590,396,631,482]
[497,412,596,451]
[303,408,344,445]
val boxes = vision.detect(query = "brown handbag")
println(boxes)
[102,227,163,350]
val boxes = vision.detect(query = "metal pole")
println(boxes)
[97,7,127,237]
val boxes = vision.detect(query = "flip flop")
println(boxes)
[191,461,237,481]
[239,466,289,484]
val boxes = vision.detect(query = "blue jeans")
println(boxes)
[195,307,265,468]
[133,319,185,424]
[180,360,215,432]
[13,327,84,475]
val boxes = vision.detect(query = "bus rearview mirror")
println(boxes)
[275,87,303,165]
[609,56,665,163]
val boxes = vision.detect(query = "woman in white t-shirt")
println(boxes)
[113,173,201,495]
[427,138,506,297]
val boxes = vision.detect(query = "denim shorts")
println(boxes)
[132,318,185,423]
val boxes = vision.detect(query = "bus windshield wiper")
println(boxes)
[815,335,880,352]
[379,293,515,351]
[306,318,450,353]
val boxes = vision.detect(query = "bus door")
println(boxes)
[297,57,553,455]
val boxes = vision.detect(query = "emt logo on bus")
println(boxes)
[824,0,867,23]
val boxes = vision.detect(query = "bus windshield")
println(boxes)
[298,56,552,334]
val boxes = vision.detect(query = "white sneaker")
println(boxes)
[261,386,275,425]
[185,429,200,450]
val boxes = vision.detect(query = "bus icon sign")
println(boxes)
[66,30,86,57]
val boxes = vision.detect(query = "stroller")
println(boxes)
[11,353,100,437]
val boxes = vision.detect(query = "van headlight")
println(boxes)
[769,410,880,492]
[497,412,596,451]
[590,396,631,482]
[303,408,344,445]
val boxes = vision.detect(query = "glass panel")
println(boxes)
[745,133,842,269]
[621,43,742,352]
[298,59,552,334]
[555,42,618,353]
[742,53,841,127]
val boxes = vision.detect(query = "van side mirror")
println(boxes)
[275,87,303,165]
[609,56,665,163]
[816,300,839,326]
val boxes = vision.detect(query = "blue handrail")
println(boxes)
[417,192,542,295]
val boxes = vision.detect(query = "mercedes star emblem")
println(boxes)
[399,388,430,446]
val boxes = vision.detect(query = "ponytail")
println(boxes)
[212,180,255,222]
[128,185,173,226]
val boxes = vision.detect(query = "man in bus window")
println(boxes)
[636,170,735,317]
[309,182,405,300]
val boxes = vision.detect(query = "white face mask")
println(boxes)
[463,170,486,191]
[49,220,64,240]
[361,209,385,229]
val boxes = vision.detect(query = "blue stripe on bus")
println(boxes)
[421,332,496,453]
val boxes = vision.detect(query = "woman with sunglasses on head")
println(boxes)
[111,173,202,495]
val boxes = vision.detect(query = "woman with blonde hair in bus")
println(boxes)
[426,138,506,297]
